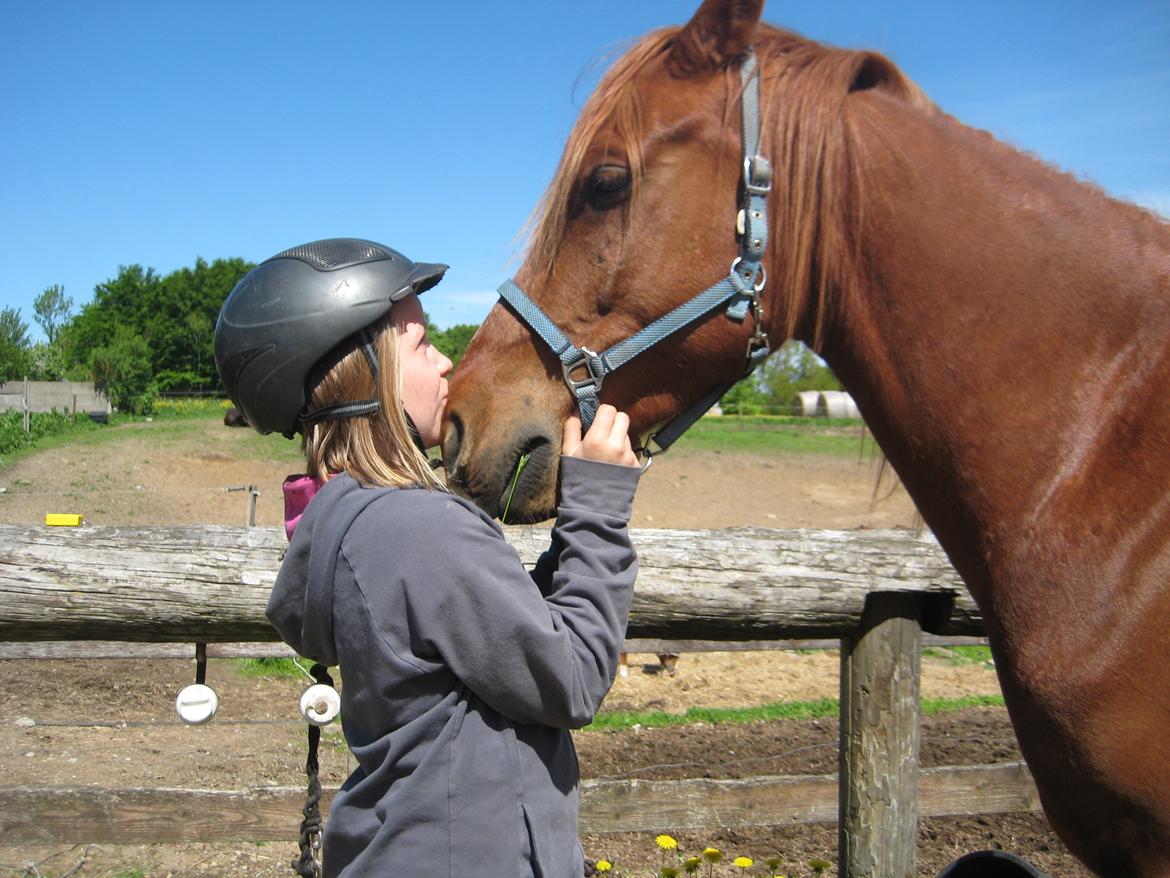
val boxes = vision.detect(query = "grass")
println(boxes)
[670,416,876,457]
[1,399,306,473]
[235,656,312,679]
[586,693,1004,731]
[923,645,994,666]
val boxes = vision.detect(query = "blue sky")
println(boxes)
[2,1,1167,340]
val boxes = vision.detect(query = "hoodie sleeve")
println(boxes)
[345,456,640,729]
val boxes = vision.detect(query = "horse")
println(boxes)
[440,1,1170,875]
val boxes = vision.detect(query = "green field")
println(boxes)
[664,415,875,457]
[1,402,874,472]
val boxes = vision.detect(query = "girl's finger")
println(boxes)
[611,411,631,442]
[587,404,617,439]
[562,414,583,456]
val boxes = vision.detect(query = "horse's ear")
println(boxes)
[667,0,764,77]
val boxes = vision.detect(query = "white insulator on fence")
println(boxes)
[175,683,219,725]
[817,390,860,419]
[300,683,341,726]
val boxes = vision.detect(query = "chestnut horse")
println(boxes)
[441,1,1170,874]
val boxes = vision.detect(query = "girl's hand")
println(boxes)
[562,405,638,467]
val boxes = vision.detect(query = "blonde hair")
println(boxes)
[300,319,444,490]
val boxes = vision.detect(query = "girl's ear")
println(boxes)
[667,0,764,78]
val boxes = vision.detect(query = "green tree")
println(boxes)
[430,323,479,367]
[27,341,67,381]
[718,340,842,415]
[58,257,252,392]
[63,264,161,376]
[89,326,156,414]
[760,340,841,408]
[33,284,74,344]
[719,374,768,415]
[0,306,32,381]
[152,257,251,390]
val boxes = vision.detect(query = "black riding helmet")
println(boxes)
[214,238,447,438]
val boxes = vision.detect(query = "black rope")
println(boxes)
[195,642,207,685]
[292,663,334,878]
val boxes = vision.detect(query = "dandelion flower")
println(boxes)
[702,847,723,864]
[595,861,613,873]
[733,856,754,869]
[809,859,832,875]
[656,834,679,851]
[765,857,784,870]
[661,868,679,878]
[683,855,701,874]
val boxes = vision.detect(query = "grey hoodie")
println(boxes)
[267,455,641,878]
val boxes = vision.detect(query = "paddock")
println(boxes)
[0,522,1050,876]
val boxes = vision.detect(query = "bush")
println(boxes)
[0,409,97,462]
[89,329,157,415]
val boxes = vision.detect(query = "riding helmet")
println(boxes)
[214,238,447,437]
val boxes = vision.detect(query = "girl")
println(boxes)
[214,238,641,878]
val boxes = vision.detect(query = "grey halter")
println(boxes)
[497,49,772,460]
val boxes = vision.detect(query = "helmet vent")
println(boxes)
[270,239,396,271]
[222,342,275,399]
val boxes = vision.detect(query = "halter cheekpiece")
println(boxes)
[498,49,772,460]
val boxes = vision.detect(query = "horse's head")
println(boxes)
[443,0,917,520]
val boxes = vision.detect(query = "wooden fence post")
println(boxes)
[839,592,923,878]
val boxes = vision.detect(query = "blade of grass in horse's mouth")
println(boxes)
[501,452,532,524]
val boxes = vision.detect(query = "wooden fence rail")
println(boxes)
[0,523,981,641]
[2,763,1040,845]
[0,523,1006,878]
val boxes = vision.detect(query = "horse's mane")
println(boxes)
[524,23,933,347]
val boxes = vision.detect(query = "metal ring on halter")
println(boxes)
[562,347,604,393]
[639,447,656,473]
[730,257,767,293]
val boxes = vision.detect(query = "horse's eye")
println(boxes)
[585,164,631,208]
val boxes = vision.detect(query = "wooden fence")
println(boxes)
[0,523,1032,877]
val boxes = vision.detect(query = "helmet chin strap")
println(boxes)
[404,412,429,456]
[299,329,383,428]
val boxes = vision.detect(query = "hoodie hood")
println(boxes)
[267,473,396,665]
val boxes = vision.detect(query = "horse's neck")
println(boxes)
[819,90,1170,617]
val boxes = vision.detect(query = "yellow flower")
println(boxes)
[702,848,723,863]
[656,834,679,851]
[733,856,754,869]
[764,857,784,870]
[809,859,832,875]
[596,861,613,873]
[661,868,679,878]
[683,855,701,874]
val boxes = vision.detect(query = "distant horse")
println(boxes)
[223,407,248,428]
[442,1,1170,874]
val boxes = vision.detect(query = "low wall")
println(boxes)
[0,380,109,415]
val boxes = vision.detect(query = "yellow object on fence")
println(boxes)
[44,513,84,527]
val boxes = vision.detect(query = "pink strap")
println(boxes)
[283,474,324,541]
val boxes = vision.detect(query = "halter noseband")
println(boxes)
[497,49,772,462]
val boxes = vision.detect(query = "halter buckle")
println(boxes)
[744,155,773,194]
[562,348,605,394]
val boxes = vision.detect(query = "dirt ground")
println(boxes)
[0,418,1092,877]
